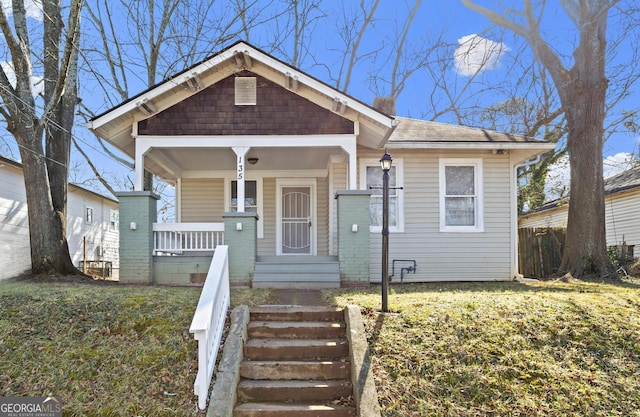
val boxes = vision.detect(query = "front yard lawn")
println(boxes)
[1,279,639,416]
[327,280,640,416]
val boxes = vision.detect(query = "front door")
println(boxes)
[277,179,316,255]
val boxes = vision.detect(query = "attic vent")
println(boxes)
[235,77,256,105]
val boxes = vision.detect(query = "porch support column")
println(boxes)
[335,190,372,287]
[340,142,357,190]
[222,211,259,287]
[233,147,250,212]
[134,141,152,191]
[116,191,160,283]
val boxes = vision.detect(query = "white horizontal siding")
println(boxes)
[519,189,640,250]
[519,207,568,228]
[359,148,513,282]
[1,163,119,280]
[67,189,120,273]
[605,190,640,248]
[0,166,30,280]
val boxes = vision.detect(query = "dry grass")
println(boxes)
[3,278,639,416]
[0,280,272,416]
[326,279,640,417]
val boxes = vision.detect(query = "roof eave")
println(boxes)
[87,41,395,142]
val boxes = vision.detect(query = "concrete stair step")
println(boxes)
[234,402,356,417]
[250,306,344,322]
[240,360,350,380]
[252,276,340,289]
[253,257,341,289]
[248,321,346,339]
[237,379,353,403]
[244,338,349,361]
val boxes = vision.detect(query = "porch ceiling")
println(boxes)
[146,146,344,182]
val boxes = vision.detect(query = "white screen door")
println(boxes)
[277,180,316,255]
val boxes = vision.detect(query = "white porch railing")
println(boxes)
[153,222,224,255]
[189,245,230,410]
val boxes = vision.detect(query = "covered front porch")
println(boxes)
[118,187,372,288]
[86,41,397,287]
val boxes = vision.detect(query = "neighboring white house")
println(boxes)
[88,41,555,286]
[0,156,120,280]
[519,164,640,255]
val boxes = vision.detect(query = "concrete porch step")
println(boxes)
[237,379,353,402]
[244,338,349,361]
[234,402,356,417]
[250,306,344,322]
[253,256,341,289]
[247,320,346,339]
[240,360,350,380]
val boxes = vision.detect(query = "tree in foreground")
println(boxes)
[461,0,627,279]
[0,0,82,276]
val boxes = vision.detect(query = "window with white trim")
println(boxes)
[360,158,404,232]
[231,180,257,212]
[109,209,119,231]
[439,158,483,232]
[85,207,94,224]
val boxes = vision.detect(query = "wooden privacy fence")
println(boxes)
[518,227,566,279]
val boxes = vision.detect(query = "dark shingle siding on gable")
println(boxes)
[138,71,353,136]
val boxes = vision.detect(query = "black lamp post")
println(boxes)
[380,151,392,313]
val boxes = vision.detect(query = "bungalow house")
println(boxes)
[519,164,640,257]
[0,155,120,280]
[87,41,555,287]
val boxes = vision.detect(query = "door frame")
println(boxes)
[276,178,317,256]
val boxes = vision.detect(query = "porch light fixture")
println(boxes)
[247,157,259,165]
[380,150,392,313]
[136,99,157,116]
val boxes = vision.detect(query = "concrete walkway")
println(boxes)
[269,289,328,306]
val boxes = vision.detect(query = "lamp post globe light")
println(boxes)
[380,151,392,313]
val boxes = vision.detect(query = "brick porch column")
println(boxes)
[336,190,372,287]
[116,191,159,284]
[222,212,259,287]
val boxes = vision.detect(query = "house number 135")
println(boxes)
[237,155,244,180]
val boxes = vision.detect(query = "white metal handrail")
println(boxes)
[153,222,224,255]
[189,245,230,410]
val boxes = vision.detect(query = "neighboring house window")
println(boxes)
[85,207,94,224]
[231,180,258,212]
[360,158,404,233]
[439,158,484,232]
[109,209,119,231]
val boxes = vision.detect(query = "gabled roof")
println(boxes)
[87,41,397,156]
[0,155,118,204]
[522,163,640,215]
[604,164,640,194]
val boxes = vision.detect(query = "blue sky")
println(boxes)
[1,0,638,196]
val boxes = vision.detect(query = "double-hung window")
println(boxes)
[228,179,263,238]
[360,158,404,233]
[439,158,483,232]
[231,180,257,212]
[85,207,94,224]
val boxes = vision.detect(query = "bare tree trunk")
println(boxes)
[461,0,617,279]
[0,0,82,277]
[560,16,614,278]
